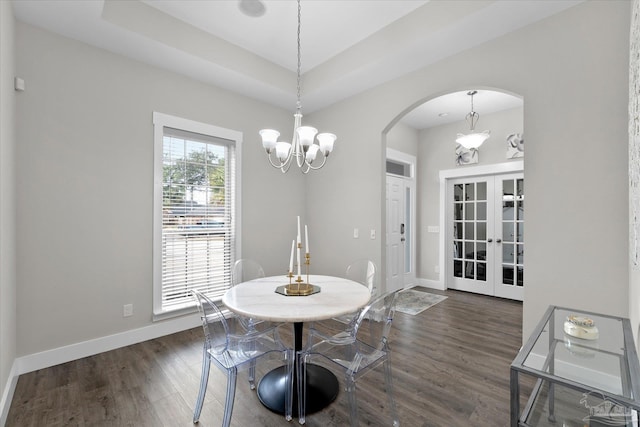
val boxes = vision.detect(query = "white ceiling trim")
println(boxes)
[12,0,582,121]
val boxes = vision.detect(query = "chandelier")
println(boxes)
[456,90,490,149]
[259,0,336,173]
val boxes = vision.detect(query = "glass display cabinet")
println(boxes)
[511,305,640,427]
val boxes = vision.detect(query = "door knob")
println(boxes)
[496,238,502,243]
[488,238,493,242]
[401,237,406,242]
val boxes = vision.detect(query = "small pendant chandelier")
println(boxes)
[259,0,336,173]
[456,90,490,149]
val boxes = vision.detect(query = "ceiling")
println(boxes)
[12,0,580,128]
[402,89,523,130]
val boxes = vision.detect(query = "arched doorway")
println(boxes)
[383,88,524,300]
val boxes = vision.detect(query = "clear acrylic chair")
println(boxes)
[191,290,293,426]
[329,259,377,326]
[345,259,377,296]
[297,291,400,426]
[230,259,273,332]
[232,259,265,286]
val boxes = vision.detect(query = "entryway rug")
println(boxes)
[395,289,447,315]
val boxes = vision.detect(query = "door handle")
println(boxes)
[401,237,406,242]
[496,238,502,243]
[400,223,405,234]
[488,238,493,243]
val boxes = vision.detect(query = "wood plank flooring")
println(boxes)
[6,288,531,426]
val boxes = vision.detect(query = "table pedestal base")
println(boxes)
[257,364,339,416]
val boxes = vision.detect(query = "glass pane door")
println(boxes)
[447,173,524,301]
[495,175,524,300]
[449,177,494,296]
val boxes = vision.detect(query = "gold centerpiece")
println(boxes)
[275,218,321,297]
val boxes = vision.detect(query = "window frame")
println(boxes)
[152,112,242,320]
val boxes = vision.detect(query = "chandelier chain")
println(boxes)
[466,90,479,130]
[296,0,302,111]
[258,0,336,173]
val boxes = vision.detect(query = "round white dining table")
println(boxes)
[222,274,371,416]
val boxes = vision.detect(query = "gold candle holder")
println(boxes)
[305,252,311,285]
[276,252,319,296]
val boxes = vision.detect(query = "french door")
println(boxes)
[447,173,524,301]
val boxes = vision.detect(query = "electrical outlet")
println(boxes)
[370,229,376,239]
[353,228,359,238]
[123,304,133,317]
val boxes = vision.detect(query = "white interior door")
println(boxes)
[447,173,524,301]
[386,175,404,292]
[402,178,416,287]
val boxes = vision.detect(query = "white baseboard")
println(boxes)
[15,313,201,376]
[1,313,202,424]
[415,278,445,291]
[1,360,19,427]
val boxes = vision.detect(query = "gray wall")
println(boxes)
[631,0,640,352]
[387,121,419,158]
[306,1,630,339]
[14,22,305,356]
[5,0,634,366]
[0,0,17,416]
[417,107,523,281]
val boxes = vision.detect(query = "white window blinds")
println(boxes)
[153,113,241,317]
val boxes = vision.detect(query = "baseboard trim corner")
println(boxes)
[416,278,445,291]
[1,360,19,426]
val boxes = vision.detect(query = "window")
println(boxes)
[153,112,241,318]
[386,159,412,178]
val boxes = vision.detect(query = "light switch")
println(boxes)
[428,226,440,233]
[353,228,359,238]
[370,229,376,239]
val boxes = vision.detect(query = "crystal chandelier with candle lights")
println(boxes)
[259,0,336,174]
[456,90,491,149]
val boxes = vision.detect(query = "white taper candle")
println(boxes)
[297,243,301,277]
[297,217,301,277]
[289,239,295,273]
[305,225,309,254]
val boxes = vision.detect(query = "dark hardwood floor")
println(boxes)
[6,288,531,426]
